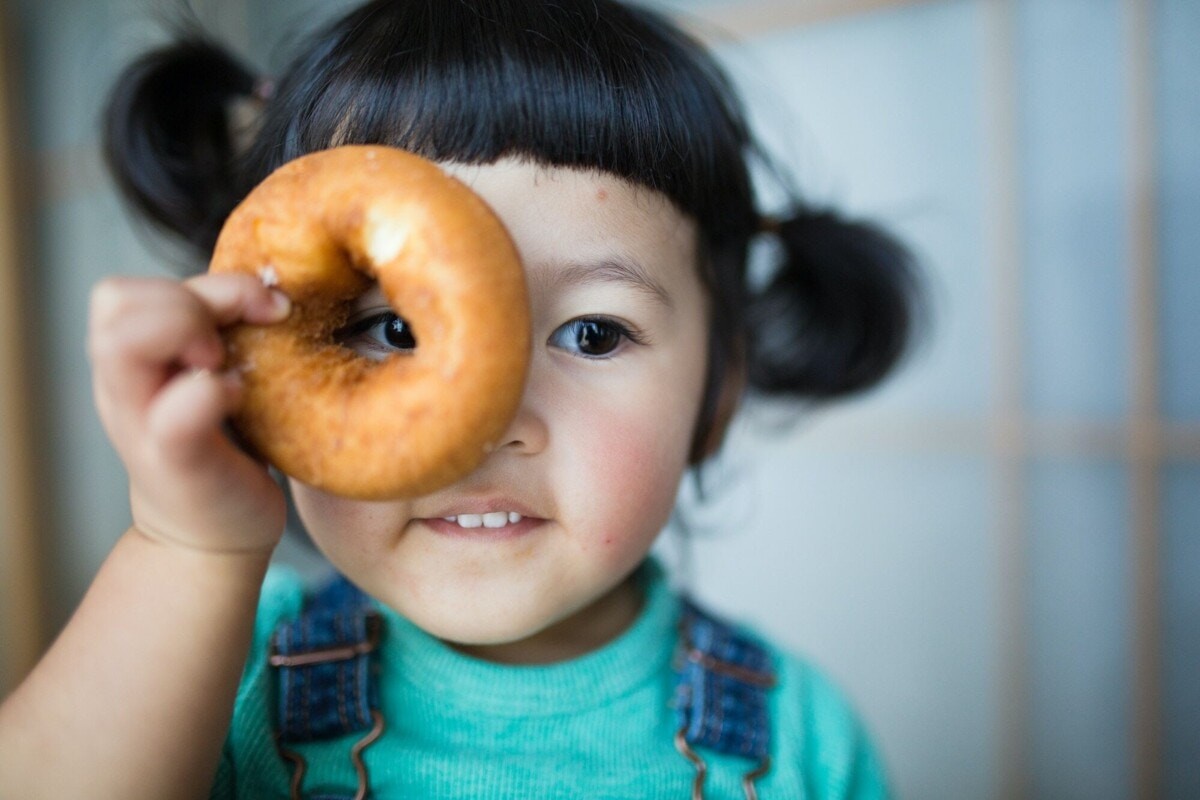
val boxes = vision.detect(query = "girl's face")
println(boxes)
[289,159,711,663]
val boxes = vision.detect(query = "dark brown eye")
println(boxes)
[335,311,417,358]
[550,317,635,358]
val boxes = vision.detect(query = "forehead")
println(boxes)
[438,159,699,295]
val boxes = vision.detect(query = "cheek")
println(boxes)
[568,404,692,552]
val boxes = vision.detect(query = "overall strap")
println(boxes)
[269,573,385,800]
[673,598,776,800]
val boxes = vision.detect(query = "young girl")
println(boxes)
[0,1,918,797]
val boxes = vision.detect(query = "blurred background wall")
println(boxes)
[0,0,1196,798]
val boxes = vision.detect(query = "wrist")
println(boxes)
[123,524,278,568]
[126,490,285,557]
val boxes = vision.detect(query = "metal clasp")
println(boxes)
[277,710,385,800]
[674,729,772,800]
[675,728,708,800]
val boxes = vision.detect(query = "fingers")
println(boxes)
[89,280,219,405]
[88,274,289,452]
[89,274,289,368]
[183,272,292,327]
[89,275,287,409]
[144,368,244,467]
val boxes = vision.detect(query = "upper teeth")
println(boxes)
[442,512,523,529]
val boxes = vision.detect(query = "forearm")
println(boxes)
[0,528,271,800]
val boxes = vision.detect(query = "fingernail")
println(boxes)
[268,289,292,320]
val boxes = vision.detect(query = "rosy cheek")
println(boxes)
[572,409,688,555]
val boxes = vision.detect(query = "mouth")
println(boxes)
[419,515,545,539]
[441,511,525,529]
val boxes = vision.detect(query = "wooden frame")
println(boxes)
[0,4,46,693]
[1125,0,1163,795]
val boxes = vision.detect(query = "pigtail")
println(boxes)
[746,207,921,399]
[103,37,259,257]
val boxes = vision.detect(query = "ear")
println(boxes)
[689,354,746,464]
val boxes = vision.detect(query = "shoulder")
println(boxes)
[774,649,890,799]
[732,619,891,800]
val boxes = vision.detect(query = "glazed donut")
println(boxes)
[208,145,530,500]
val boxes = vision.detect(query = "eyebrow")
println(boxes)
[542,256,674,309]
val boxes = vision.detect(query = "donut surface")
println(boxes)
[208,145,530,499]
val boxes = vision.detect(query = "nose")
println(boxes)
[495,370,548,455]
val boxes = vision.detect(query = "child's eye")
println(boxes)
[549,317,643,358]
[334,311,417,359]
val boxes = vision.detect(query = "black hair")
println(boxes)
[104,0,922,467]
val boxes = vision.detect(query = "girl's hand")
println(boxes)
[88,273,292,554]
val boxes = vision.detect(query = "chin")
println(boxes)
[403,595,561,648]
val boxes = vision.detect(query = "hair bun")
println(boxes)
[104,37,257,257]
[746,206,921,398]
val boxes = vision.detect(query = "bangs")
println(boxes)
[249,0,756,241]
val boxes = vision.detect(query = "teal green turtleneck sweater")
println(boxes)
[211,561,889,799]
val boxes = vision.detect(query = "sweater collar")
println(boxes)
[374,559,678,716]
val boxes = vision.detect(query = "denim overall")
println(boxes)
[268,574,776,800]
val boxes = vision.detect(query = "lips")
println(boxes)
[419,515,544,539]
[418,497,545,538]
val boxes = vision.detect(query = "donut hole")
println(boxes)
[331,280,421,360]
